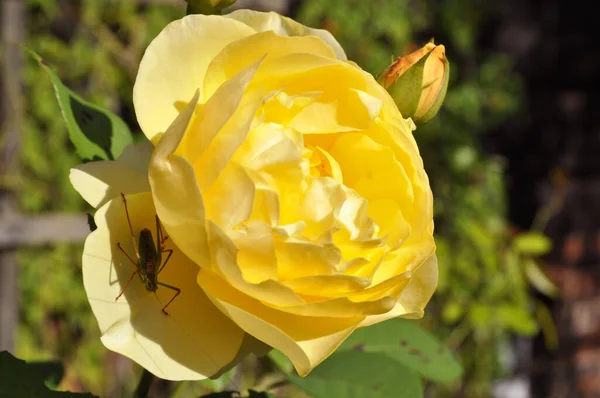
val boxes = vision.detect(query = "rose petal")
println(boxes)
[69,141,153,208]
[225,10,347,61]
[84,192,245,380]
[359,253,439,327]
[203,30,337,99]
[133,15,256,141]
[197,268,361,376]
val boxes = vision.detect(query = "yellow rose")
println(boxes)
[71,10,437,380]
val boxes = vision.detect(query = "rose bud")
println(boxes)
[377,41,449,125]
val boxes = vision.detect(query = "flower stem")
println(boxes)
[134,369,155,397]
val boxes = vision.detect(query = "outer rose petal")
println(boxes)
[133,15,256,141]
[197,268,360,377]
[149,59,263,270]
[224,10,347,61]
[359,254,439,327]
[69,141,153,208]
[83,192,245,380]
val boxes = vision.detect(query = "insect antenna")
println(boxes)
[121,193,140,259]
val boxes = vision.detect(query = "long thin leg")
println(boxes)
[157,282,181,315]
[121,193,140,259]
[155,215,162,257]
[156,215,169,248]
[115,270,139,301]
[157,249,173,275]
[117,243,139,268]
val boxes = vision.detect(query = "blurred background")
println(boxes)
[0,0,598,397]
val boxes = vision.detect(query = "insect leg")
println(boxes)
[156,282,181,315]
[115,270,140,301]
[157,249,173,275]
[121,193,140,259]
[116,243,140,268]
[156,215,169,248]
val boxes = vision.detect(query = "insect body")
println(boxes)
[115,193,180,315]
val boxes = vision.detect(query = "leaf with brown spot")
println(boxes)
[338,319,462,383]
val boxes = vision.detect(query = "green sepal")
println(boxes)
[386,50,433,120]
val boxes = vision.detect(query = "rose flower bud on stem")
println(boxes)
[377,41,449,125]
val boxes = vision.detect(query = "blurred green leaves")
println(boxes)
[513,232,552,256]
[185,0,236,15]
[297,1,545,396]
[0,351,96,397]
[28,49,133,161]
[20,1,182,395]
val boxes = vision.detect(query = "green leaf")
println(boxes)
[496,305,538,336]
[268,350,293,374]
[469,304,538,336]
[288,351,422,398]
[524,259,559,297]
[26,361,64,389]
[199,391,273,398]
[513,232,552,256]
[27,48,133,161]
[0,351,97,397]
[198,367,235,392]
[337,319,462,383]
[186,0,236,15]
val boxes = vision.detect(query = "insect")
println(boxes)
[115,193,180,315]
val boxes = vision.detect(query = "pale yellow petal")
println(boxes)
[282,274,369,297]
[133,15,256,140]
[368,199,412,250]
[275,238,340,280]
[204,163,255,231]
[83,192,245,380]
[359,253,438,327]
[329,132,414,209]
[69,141,153,208]
[187,60,265,190]
[149,90,212,267]
[206,220,304,306]
[197,268,361,376]
[225,9,347,61]
[372,242,434,285]
[180,57,265,169]
[203,30,337,99]
[369,119,433,240]
[229,221,278,284]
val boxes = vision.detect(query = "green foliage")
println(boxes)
[280,320,460,398]
[186,0,237,15]
[200,391,274,398]
[338,319,462,383]
[28,49,133,161]
[298,1,548,396]
[513,232,552,256]
[289,351,422,398]
[17,1,183,396]
[0,351,96,397]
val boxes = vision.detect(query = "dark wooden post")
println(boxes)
[0,0,25,353]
